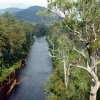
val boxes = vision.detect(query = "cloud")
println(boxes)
[0,0,47,9]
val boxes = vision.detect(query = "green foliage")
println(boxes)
[45,0,100,100]
[45,29,91,100]
[0,11,34,81]
[44,59,67,100]
[34,23,49,37]
[0,60,21,83]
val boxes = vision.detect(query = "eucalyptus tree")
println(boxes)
[46,27,90,100]
[46,0,100,100]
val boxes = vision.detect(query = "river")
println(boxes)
[0,36,53,100]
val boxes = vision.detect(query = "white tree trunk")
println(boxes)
[63,59,69,88]
[90,79,100,100]
[89,49,99,100]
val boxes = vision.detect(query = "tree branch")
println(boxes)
[74,46,89,68]
[45,7,64,19]
[69,64,88,70]
[91,61,100,70]
[92,22,97,43]
[63,21,73,31]
[70,63,99,83]
[74,31,86,42]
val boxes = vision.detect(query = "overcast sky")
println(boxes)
[0,0,48,9]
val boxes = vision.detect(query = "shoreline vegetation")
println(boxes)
[0,11,34,92]
[0,11,49,94]
[0,42,33,94]
[0,42,33,89]
[41,0,100,99]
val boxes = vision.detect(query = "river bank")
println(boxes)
[0,36,53,100]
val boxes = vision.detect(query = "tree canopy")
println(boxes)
[34,23,49,37]
[44,0,100,100]
[0,11,34,81]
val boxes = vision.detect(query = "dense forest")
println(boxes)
[0,0,100,100]
[0,11,49,85]
[41,0,100,100]
[34,23,49,37]
[0,11,35,83]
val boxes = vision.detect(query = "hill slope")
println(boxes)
[0,6,58,23]
[15,6,45,23]
[0,8,24,15]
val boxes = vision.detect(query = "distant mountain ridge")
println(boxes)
[0,6,57,23]
[15,6,45,23]
[0,8,24,15]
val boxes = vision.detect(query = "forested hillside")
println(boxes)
[15,6,57,23]
[15,6,45,23]
[0,6,57,23]
[0,8,23,15]
[1,0,100,100]
[0,12,34,83]
[43,0,100,100]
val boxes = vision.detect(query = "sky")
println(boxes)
[0,0,48,9]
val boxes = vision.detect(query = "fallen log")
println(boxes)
[6,74,29,94]
[7,79,17,94]
[0,78,14,90]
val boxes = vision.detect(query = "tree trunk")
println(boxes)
[88,47,99,100]
[7,79,17,94]
[90,94,96,100]
[90,79,100,100]
[63,59,69,88]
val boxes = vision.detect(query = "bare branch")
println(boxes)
[74,46,84,57]
[45,7,64,19]
[70,64,99,83]
[74,31,86,42]
[91,61,100,70]
[69,64,88,70]
[85,22,89,40]
[49,51,62,59]
[74,30,80,34]
[63,21,72,31]
[49,51,56,58]
[74,46,89,68]
[92,22,97,43]
[45,7,73,31]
